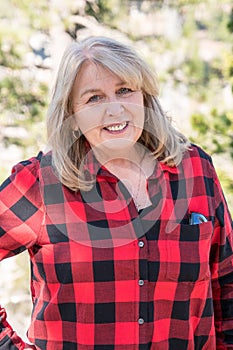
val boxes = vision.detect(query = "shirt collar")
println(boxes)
[160,162,180,174]
[82,143,180,180]
[81,144,118,181]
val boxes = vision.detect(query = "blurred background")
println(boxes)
[0,0,232,342]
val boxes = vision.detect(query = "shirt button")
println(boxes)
[138,279,144,286]
[138,241,144,248]
[138,318,144,325]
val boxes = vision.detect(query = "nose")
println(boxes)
[106,101,124,117]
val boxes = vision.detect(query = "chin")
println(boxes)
[103,138,137,150]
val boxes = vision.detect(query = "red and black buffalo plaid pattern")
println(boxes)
[0,144,233,349]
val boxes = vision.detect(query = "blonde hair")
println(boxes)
[47,36,190,191]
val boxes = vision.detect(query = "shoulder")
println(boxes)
[187,143,212,162]
[0,152,46,225]
[12,151,43,174]
[158,144,217,183]
[183,143,215,175]
[161,144,215,176]
[0,151,44,192]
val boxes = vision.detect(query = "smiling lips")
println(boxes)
[104,121,128,133]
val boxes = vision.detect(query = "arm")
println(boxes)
[0,154,44,260]
[210,169,233,348]
[0,154,44,348]
[0,306,36,349]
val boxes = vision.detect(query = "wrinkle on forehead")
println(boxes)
[81,61,118,83]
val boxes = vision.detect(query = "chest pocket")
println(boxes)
[165,221,213,282]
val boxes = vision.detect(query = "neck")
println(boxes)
[93,143,145,170]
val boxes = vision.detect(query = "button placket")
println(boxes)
[138,241,144,248]
[138,237,147,332]
[138,318,144,325]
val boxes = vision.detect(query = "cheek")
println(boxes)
[75,114,90,134]
[75,105,105,134]
[75,117,100,147]
[128,102,145,127]
[127,92,144,123]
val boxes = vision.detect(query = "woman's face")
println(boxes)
[72,61,144,155]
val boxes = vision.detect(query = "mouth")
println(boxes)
[103,121,128,133]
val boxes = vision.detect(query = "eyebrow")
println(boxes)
[80,88,102,98]
[80,81,127,98]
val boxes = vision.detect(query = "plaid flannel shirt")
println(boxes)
[0,144,233,350]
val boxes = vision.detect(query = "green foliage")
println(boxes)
[227,7,233,33]
[191,114,209,135]
[85,0,115,23]
[226,7,233,91]
[219,170,233,194]
[84,0,129,29]
[0,0,49,157]
[0,27,28,69]
[153,0,203,7]
[215,169,233,216]
[191,108,233,215]
[173,0,203,5]
[191,109,233,156]
[0,76,47,120]
[174,54,225,102]
[0,1,50,70]
[2,0,50,31]
[0,74,48,152]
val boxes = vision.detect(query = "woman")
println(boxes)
[0,36,232,349]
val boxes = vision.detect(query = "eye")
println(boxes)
[87,95,103,103]
[117,87,134,95]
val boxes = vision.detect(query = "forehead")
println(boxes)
[75,61,121,88]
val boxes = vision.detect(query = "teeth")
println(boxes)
[105,122,127,131]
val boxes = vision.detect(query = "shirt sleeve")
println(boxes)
[210,165,233,348]
[0,154,44,260]
[0,306,36,349]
